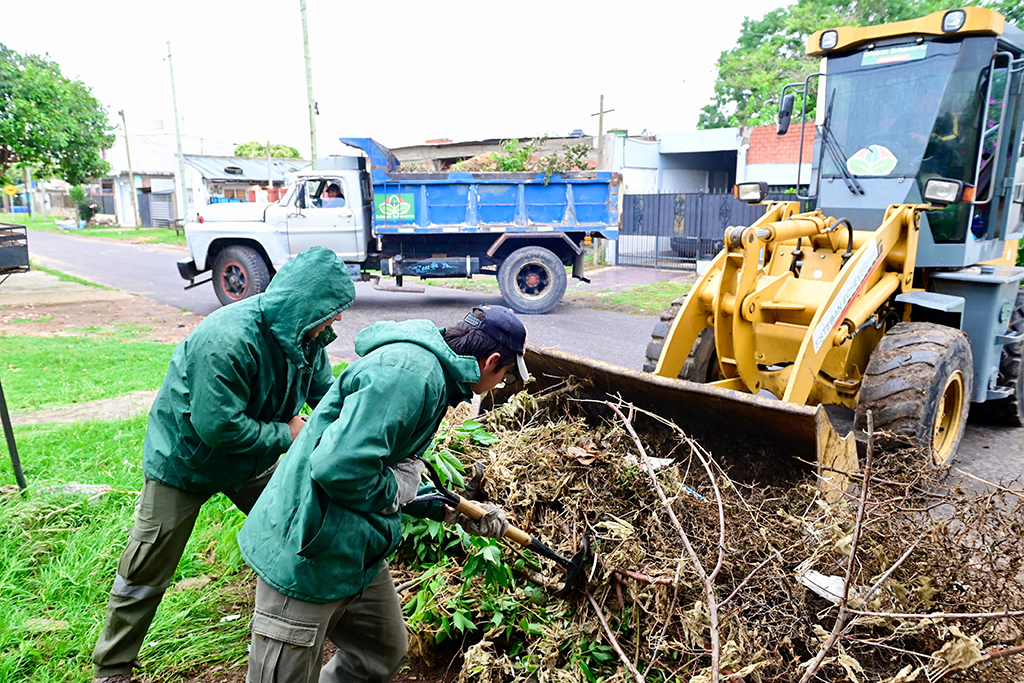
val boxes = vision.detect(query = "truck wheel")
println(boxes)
[213,245,270,306]
[497,246,567,315]
[855,322,973,466]
[974,289,1024,426]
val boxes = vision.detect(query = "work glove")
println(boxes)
[383,457,426,514]
[444,503,509,539]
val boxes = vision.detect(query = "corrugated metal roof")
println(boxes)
[184,155,309,182]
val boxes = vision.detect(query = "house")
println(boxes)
[182,155,309,209]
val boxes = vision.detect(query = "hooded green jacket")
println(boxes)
[142,247,356,494]
[238,319,480,603]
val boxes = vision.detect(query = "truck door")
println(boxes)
[286,177,366,262]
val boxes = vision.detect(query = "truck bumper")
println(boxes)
[177,258,202,281]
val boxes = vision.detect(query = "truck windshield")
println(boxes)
[821,42,959,178]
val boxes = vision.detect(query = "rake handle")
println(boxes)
[453,497,532,546]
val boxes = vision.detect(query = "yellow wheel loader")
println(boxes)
[516,8,1024,484]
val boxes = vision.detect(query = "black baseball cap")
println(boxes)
[464,305,530,381]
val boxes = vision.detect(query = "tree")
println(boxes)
[234,141,302,158]
[698,0,1019,129]
[0,45,113,184]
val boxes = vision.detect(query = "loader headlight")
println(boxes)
[735,181,769,204]
[942,9,966,33]
[819,30,839,50]
[923,177,965,206]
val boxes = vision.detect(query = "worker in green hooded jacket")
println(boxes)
[238,305,529,683]
[93,246,356,683]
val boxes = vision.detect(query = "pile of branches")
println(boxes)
[393,391,1024,682]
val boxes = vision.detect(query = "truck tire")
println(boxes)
[855,322,973,466]
[213,245,271,306]
[973,289,1024,426]
[497,246,567,315]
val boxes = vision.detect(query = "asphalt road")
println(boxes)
[20,230,1024,488]
[22,229,657,368]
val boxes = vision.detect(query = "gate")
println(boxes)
[617,192,801,270]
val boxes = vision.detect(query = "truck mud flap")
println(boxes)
[489,346,857,494]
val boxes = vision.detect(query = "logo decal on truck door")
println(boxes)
[374,193,416,223]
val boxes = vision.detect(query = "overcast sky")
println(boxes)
[4,0,787,155]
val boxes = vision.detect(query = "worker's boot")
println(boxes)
[95,674,132,683]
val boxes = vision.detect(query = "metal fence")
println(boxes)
[617,192,803,270]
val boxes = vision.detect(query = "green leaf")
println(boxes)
[452,610,477,633]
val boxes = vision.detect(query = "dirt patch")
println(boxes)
[0,295,199,344]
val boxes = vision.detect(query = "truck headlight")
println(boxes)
[735,181,769,204]
[923,177,965,206]
[819,30,838,50]
[942,9,966,32]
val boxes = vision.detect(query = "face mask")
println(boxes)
[317,325,338,348]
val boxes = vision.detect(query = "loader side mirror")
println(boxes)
[735,181,769,204]
[923,177,967,206]
[777,94,795,136]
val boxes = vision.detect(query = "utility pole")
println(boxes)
[299,0,318,169]
[167,40,190,224]
[118,109,141,228]
[591,94,615,151]
[267,140,274,199]
[22,166,33,219]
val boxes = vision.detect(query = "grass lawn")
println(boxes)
[0,335,175,412]
[0,416,251,682]
[1,213,185,245]
[575,280,693,316]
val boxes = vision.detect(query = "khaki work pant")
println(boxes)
[92,467,276,679]
[247,565,407,683]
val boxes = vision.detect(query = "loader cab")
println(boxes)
[804,9,1024,268]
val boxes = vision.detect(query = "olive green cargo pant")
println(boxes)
[247,565,407,683]
[92,467,276,679]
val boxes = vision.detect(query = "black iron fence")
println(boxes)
[617,192,805,270]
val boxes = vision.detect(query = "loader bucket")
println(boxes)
[492,346,857,496]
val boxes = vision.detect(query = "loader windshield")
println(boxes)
[821,41,960,179]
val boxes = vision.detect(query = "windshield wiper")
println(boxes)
[819,91,865,196]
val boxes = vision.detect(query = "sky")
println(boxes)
[3,0,788,156]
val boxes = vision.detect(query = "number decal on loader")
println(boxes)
[812,238,883,352]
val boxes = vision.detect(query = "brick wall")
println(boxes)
[747,125,815,165]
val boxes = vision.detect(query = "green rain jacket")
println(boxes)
[238,319,480,603]
[142,247,356,494]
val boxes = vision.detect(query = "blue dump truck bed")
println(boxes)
[370,171,620,238]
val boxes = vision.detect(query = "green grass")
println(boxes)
[10,316,52,324]
[34,224,186,245]
[0,336,175,412]
[421,277,500,293]
[575,280,693,316]
[28,261,110,290]
[0,417,252,682]
[0,212,58,230]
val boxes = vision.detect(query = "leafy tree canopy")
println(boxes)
[234,141,302,158]
[698,0,1022,129]
[0,44,113,184]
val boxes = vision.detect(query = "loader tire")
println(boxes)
[213,245,271,306]
[642,297,686,375]
[642,298,721,382]
[973,289,1024,426]
[855,322,973,466]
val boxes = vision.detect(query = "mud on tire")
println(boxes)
[855,322,973,466]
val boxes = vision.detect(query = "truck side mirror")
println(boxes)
[777,94,795,136]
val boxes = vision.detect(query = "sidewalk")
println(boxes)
[570,265,696,292]
[1,269,131,307]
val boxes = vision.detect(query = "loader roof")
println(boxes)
[807,7,1024,58]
